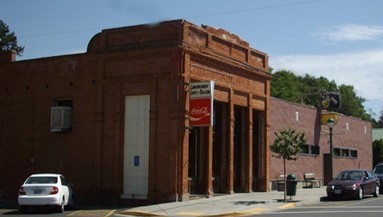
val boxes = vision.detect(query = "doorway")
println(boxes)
[252,110,265,191]
[234,106,247,193]
[188,102,228,194]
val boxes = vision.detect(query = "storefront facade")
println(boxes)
[0,20,271,206]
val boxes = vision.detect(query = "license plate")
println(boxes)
[334,189,341,194]
[34,189,42,194]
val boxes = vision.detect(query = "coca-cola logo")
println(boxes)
[190,98,212,126]
[191,106,209,116]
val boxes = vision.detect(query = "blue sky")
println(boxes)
[1,0,383,118]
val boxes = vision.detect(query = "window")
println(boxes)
[299,144,320,156]
[300,144,309,154]
[334,147,358,159]
[311,146,320,155]
[342,149,349,157]
[350,150,358,158]
[334,148,341,157]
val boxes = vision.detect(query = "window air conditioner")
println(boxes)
[51,106,72,132]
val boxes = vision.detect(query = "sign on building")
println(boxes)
[321,92,341,110]
[189,81,215,127]
[321,113,338,125]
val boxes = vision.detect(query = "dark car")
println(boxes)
[373,163,383,191]
[326,169,379,200]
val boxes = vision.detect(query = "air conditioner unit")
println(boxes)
[51,106,72,132]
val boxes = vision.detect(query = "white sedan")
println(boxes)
[18,173,72,213]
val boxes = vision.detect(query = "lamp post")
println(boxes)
[327,117,335,181]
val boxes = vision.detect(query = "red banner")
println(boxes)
[190,98,212,126]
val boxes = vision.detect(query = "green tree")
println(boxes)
[270,128,306,202]
[271,70,372,121]
[373,139,383,167]
[338,84,369,120]
[270,70,303,103]
[299,74,338,107]
[0,20,24,55]
[377,111,383,128]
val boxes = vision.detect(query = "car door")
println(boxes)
[364,171,375,194]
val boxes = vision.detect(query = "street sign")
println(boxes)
[321,113,338,125]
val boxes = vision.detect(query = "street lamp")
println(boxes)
[327,117,335,181]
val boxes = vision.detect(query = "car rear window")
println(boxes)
[26,177,58,184]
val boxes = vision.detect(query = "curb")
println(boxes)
[119,210,163,216]
[119,205,293,217]
[279,202,296,209]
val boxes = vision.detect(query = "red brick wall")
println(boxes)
[270,97,372,183]
[0,19,271,206]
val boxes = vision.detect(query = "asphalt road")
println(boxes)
[258,195,383,217]
[2,195,383,216]
[0,208,124,217]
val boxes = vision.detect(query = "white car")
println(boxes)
[18,173,72,213]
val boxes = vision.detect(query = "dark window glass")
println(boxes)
[342,149,349,157]
[334,148,341,156]
[300,144,309,154]
[350,150,358,158]
[26,177,57,184]
[311,146,320,155]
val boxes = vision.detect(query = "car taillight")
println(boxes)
[18,187,26,195]
[50,187,59,195]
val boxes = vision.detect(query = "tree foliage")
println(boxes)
[270,128,306,160]
[270,128,306,202]
[271,70,372,121]
[373,139,383,167]
[0,20,24,55]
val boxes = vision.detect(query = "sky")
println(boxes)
[1,0,383,118]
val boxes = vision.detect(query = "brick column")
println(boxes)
[247,95,253,192]
[228,89,235,194]
[206,126,214,197]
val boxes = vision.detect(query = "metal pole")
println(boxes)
[329,127,333,181]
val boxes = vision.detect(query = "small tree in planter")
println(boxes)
[270,128,306,203]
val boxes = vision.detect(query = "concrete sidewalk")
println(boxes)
[118,187,327,216]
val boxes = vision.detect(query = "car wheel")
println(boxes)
[356,187,363,200]
[19,205,29,213]
[57,197,65,213]
[374,185,380,197]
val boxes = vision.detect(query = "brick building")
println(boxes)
[0,19,372,207]
[0,20,271,206]
[270,98,372,187]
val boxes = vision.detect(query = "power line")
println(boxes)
[187,0,326,19]
[14,0,326,39]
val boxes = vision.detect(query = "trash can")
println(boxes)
[286,174,297,196]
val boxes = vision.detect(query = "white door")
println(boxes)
[122,95,150,199]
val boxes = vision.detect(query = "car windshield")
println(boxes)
[336,171,363,180]
[26,176,58,184]
[374,165,383,173]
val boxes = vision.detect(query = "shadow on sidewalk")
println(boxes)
[233,200,267,206]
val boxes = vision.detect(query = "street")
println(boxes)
[258,196,383,217]
[0,208,125,217]
[2,195,383,216]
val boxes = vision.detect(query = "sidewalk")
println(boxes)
[118,187,327,216]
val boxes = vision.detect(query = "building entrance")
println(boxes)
[188,102,228,195]
[188,101,265,195]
